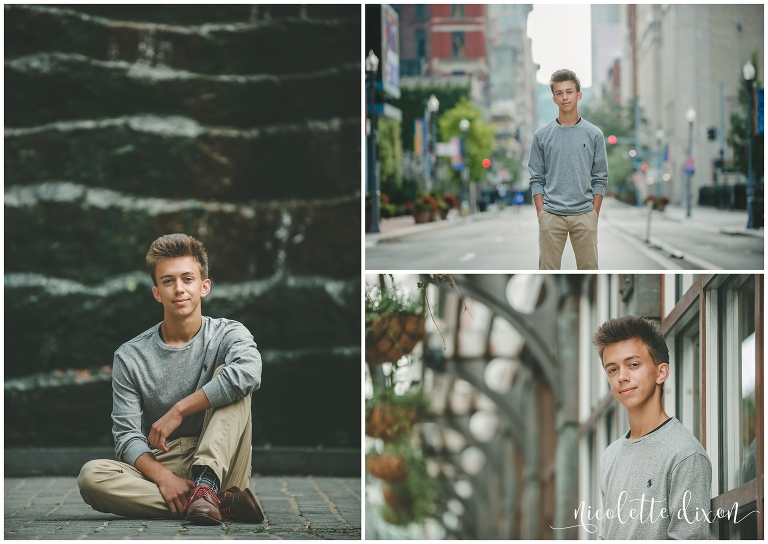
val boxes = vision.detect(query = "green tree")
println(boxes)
[727,51,764,182]
[394,83,470,152]
[438,97,494,183]
[580,98,643,197]
[377,118,403,196]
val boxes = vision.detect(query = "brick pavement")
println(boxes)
[4,475,361,540]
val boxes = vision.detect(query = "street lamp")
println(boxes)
[743,60,757,229]
[685,108,696,218]
[365,50,381,233]
[427,94,440,193]
[459,118,470,213]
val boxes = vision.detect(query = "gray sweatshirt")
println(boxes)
[528,118,608,216]
[112,316,262,466]
[600,417,712,540]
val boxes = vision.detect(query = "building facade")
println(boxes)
[621,4,764,204]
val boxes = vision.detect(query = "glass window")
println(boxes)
[415,4,426,21]
[451,32,465,58]
[718,276,756,492]
[451,5,465,19]
[415,29,426,58]
[675,319,701,440]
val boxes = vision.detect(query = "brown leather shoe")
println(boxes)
[184,486,223,525]
[218,486,265,523]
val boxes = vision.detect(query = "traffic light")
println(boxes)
[641,163,650,172]
[707,127,717,140]
[607,135,618,145]
[482,158,491,168]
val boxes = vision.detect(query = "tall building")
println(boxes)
[429,4,489,79]
[398,4,431,77]
[590,5,621,102]
[486,4,538,185]
[622,4,764,205]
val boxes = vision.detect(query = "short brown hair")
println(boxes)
[145,233,209,286]
[550,69,581,94]
[592,316,669,365]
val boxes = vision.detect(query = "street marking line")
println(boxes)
[648,236,722,270]
[603,221,683,270]
[278,478,310,530]
[335,478,360,500]
[306,476,353,529]
[45,485,77,516]
[458,252,476,262]
[5,478,27,497]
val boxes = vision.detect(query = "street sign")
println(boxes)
[436,140,459,157]
[684,155,695,175]
[757,88,764,135]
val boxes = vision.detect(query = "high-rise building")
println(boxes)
[590,5,622,102]
[623,4,764,205]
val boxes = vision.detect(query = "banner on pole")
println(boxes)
[414,119,424,155]
[757,88,764,135]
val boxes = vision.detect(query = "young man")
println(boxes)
[593,316,712,539]
[528,69,608,270]
[78,234,264,525]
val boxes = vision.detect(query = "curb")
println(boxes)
[365,210,503,247]
[4,447,361,477]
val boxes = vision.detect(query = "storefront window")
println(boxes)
[718,276,756,492]
[675,319,701,440]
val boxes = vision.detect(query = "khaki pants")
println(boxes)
[78,366,252,518]
[538,209,598,270]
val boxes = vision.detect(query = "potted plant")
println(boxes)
[442,193,459,210]
[411,194,438,223]
[365,286,425,366]
[644,195,670,211]
[373,445,439,526]
[366,386,430,442]
[436,196,450,220]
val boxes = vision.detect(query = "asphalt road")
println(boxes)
[365,199,763,271]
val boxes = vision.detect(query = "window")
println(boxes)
[718,276,756,492]
[452,32,466,59]
[451,4,465,19]
[416,29,426,58]
[675,319,701,440]
[415,4,426,21]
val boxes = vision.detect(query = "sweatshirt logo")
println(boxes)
[647,479,652,488]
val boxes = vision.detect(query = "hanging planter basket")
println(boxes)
[365,403,421,442]
[365,454,408,482]
[365,312,425,366]
[382,485,414,511]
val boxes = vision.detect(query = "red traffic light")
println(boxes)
[607,135,617,145]
[482,158,491,168]
[641,163,650,172]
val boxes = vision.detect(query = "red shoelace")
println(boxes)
[183,485,220,513]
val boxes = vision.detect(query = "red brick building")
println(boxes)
[429,4,488,77]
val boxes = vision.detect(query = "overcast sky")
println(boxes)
[527,4,593,88]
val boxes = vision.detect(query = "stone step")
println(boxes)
[5,182,360,283]
[5,52,359,129]
[5,4,360,76]
[4,272,360,377]
[5,115,359,201]
[4,345,362,449]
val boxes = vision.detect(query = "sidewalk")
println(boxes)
[365,208,502,247]
[623,200,763,238]
[4,475,361,540]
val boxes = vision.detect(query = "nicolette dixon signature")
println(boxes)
[551,490,759,533]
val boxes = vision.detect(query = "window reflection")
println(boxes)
[719,276,756,492]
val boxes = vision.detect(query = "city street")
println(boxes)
[365,197,763,271]
[4,475,361,540]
